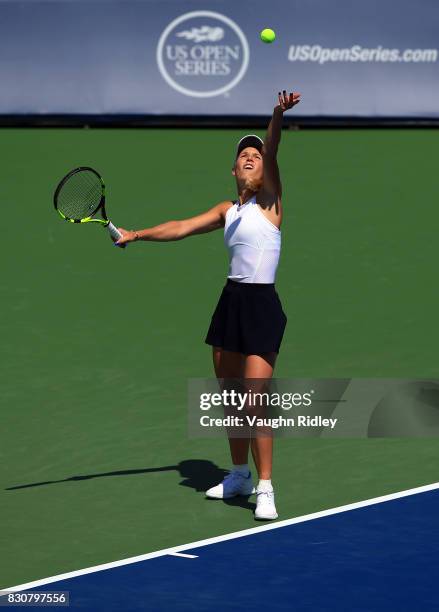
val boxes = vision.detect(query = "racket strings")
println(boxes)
[56,170,103,220]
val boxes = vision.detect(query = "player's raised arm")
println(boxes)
[114,201,232,245]
[262,90,301,199]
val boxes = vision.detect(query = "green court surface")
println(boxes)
[1,128,438,588]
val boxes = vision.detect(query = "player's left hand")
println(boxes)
[277,90,301,112]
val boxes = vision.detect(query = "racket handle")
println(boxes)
[107,221,126,249]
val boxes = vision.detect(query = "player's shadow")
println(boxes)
[4,459,256,511]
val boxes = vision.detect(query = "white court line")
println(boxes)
[2,480,439,594]
[168,553,198,559]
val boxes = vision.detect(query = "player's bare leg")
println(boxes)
[242,353,277,481]
[205,348,255,499]
[212,348,248,465]
[243,352,278,519]
[206,348,279,519]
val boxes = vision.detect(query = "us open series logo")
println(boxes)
[156,11,250,98]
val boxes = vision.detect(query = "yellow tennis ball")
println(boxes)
[260,28,276,43]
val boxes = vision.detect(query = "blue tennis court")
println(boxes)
[3,483,438,611]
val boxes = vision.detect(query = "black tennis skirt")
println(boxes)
[205,279,287,355]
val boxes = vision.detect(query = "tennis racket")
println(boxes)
[54,167,125,248]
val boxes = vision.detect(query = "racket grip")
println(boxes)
[107,221,126,249]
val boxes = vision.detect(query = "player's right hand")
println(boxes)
[114,228,137,245]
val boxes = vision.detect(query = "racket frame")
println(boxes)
[54,166,124,245]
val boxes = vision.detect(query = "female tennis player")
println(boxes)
[116,90,301,520]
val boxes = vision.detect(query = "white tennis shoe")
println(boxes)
[205,471,256,499]
[254,488,278,520]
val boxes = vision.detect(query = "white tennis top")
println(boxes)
[224,196,281,284]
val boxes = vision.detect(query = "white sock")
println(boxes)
[257,479,273,492]
[232,463,250,476]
